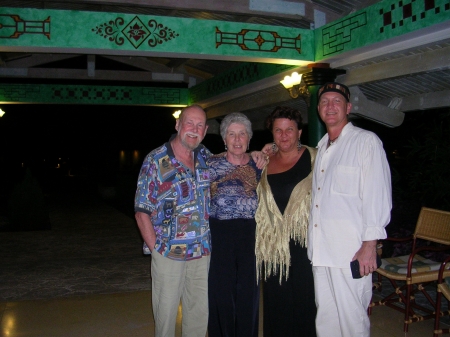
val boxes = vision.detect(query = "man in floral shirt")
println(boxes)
[135,105,211,337]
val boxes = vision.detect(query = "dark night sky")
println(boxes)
[0,103,226,188]
[1,104,176,151]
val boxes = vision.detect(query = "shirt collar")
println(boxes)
[317,122,354,148]
[165,133,202,162]
[340,122,354,138]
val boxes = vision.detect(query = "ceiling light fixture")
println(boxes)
[280,72,311,106]
[0,108,5,117]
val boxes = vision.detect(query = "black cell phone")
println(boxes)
[350,255,382,279]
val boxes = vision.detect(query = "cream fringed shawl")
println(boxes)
[255,146,317,284]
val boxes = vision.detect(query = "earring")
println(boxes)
[298,139,302,150]
[271,142,277,154]
[225,144,228,151]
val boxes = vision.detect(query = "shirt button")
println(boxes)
[315,205,318,208]
[318,187,321,190]
[321,169,324,172]
[314,224,318,227]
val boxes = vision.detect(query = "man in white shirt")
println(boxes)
[308,82,392,337]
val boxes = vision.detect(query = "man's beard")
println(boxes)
[180,131,201,150]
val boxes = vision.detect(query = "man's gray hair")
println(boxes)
[220,112,253,140]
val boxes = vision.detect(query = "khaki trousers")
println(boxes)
[151,251,210,337]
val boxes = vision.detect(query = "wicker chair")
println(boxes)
[370,207,450,333]
[434,256,450,336]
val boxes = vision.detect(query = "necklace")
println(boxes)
[327,136,339,147]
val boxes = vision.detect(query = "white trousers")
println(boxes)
[313,266,372,337]
[151,251,210,337]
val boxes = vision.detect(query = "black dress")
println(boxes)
[263,149,317,337]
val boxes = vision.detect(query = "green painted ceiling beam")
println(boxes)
[0,7,313,64]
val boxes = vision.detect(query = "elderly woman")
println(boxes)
[256,106,317,337]
[207,112,262,337]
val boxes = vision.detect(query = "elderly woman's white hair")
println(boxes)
[219,112,253,140]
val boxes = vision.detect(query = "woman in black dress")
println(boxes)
[255,106,317,337]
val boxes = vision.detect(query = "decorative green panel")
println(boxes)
[0,84,189,106]
[0,7,314,63]
[0,2,447,106]
[315,0,450,60]
[189,62,297,103]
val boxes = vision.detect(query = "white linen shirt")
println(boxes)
[307,123,392,268]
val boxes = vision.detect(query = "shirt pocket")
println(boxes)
[331,165,359,196]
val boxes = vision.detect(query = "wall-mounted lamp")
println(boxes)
[0,108,5,117]
[172,110,181,119]
[280,72,311,106]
